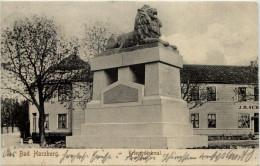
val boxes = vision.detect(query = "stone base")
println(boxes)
[66,97,208,149]
[66,135,208,149]
[79,122,194,136]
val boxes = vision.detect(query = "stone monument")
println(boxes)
[66,5,208,149]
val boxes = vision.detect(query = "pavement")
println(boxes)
[2,132,259,149]
[1,132,39,148]
[209,139,259,147]
[209,139,259,143]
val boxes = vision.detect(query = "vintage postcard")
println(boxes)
[1,1,259,165]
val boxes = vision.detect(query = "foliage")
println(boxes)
[190,144,259,149]
[44,140,66,148]
[13,100,30,138]
[1,98,30,138]
[1,98,18,129]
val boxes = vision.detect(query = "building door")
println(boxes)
[254,113,259,134]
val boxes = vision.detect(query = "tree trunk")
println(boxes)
[38,101,46,147]
[38,85,46,147]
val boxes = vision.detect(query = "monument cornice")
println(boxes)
[91,42,183,71]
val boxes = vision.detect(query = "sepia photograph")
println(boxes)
[1,1,259,165]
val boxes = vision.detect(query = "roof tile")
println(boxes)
[181,64,258,84]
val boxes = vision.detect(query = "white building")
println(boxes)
[181,65,258,136]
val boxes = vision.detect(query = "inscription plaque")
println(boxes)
[103,84,138,104]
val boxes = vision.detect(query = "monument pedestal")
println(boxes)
[66,43,208,148]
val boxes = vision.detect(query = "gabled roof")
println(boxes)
[180,64,258,84]
[55,54,90,70]
[48,54,92,82]
[71,69,93,82]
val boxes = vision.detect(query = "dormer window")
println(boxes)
[190,86,199,101]
[207,86,216,101]
[58,84,72,102]
[254,86,258,101]
[238,87,246,102]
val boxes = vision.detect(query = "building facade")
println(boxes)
[29,54,92,141]
[29,63,259,139]
[181,65,258,136]
[29,85,90,139]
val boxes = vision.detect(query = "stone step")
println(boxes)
[66,135,208,149]
[80,122,193,136]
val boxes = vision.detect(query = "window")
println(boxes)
[58,84,72,101]
[190,86,199,101]
[44,114,49,130]
[191,114,199,128]
[207,86,216,101]
[238,87,246,101]
[58,114,67,129]
[254,86,258,101]
[238,114,250,128]
[208,114,216,128]
[44,85,56,101]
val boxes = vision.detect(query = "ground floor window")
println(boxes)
[58,114,67,129]
[44,114,49,129]
[238,113,250,128]
[191,113,199,128]
[208,114,216,128]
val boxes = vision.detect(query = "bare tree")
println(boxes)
[233,85,258,102]
[231,61,258,102]
[63,21,113,108]
[1,15,87,147]
[181,82,208,109]
[81,22,113,61]
[1,98,18,133]
[56,36,93,109]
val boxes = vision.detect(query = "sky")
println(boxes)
[1,1,258,66]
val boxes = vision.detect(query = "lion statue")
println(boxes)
[105,5,177,50]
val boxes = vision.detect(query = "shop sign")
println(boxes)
[237,105,259,109]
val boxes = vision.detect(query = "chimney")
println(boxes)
[250,60,257,68]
